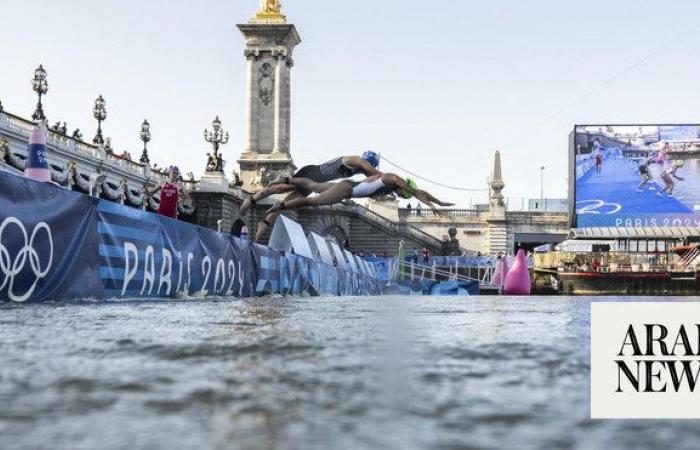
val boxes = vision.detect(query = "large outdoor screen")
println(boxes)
[572,125,700,228]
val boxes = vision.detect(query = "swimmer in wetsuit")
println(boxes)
[241,151,381,241]
[659,165,675,196]
[265,173,454,215]
[659,160,684,196]
[637,156,654,192]
[670,160,685,181]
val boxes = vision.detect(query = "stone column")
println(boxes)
[486,150,509,255]
[243,51,259,154]
[272,52,285,155]
[284,57,292,153]
[237,23,301,190]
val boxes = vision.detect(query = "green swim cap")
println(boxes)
[675,159,685,168]
[400,178,418,199]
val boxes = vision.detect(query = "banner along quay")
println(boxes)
[0,171,381,302]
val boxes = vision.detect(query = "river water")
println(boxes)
[1,296,699,450]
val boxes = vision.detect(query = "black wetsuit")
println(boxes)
[639,161,649,175]
[293,157,360,196]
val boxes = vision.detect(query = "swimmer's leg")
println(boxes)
[286,177,338,195]
[241,183,296,215]
[254,191,303,241]
[267,182,353,214]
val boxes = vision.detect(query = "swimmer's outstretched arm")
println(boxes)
[412,190,451,215]
[415,189,455,207]
[384,174,453,214]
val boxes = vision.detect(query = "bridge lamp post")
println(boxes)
[92,95,107,146]
[540,166,546,211]
[31,65,48,122]
[204,116,229,172]
[139,119,151,164]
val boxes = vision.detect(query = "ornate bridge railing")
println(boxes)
[0,111,169,180]
[0,109,196,217]
[398,208,480,218]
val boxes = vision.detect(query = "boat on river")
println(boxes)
[534,227,700,295]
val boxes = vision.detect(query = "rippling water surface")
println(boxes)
[1,296,699,450]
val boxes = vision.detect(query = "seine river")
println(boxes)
[1,296,699,450]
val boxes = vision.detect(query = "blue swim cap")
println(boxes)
[362,151,380,168]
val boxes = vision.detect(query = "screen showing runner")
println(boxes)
[573,125,700,227]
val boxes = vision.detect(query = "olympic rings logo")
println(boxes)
[0,217,53,302]
[576,199,622,215]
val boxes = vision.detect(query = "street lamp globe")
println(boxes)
[140,119,151,164]
[92,95,107,145]
[31,64,49,121]
[203,116,229,173]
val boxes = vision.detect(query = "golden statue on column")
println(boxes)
[252,0,287,24]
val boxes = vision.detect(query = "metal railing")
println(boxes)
[393,259,497,288]
[399,208,480,218]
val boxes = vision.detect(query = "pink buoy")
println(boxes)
[503,249,531,295]
[24,124,51,183]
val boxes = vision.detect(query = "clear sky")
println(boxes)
[2,0,700,207]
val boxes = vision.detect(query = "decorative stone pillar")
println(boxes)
[243,50,259,155]
[486,150,509,255]
[272,52,285,155]
[237,4,301,190]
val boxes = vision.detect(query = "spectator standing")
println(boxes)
[421,247,430,265]
[148,166,181,219]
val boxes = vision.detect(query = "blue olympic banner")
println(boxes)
[0,171,380,302]
[0,173,102,302]
[252,243,280,295]
[97,201,256,299]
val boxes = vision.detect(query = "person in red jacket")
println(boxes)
[148,166,181,219]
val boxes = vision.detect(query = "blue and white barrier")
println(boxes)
[0,171,380,302]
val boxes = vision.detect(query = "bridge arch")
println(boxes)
[321,225,349,248]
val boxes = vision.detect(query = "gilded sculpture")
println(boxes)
[253,0,286,23]
[260,0,281,14]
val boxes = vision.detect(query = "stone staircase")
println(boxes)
[216,195,447,256]
[297,203,446,256]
